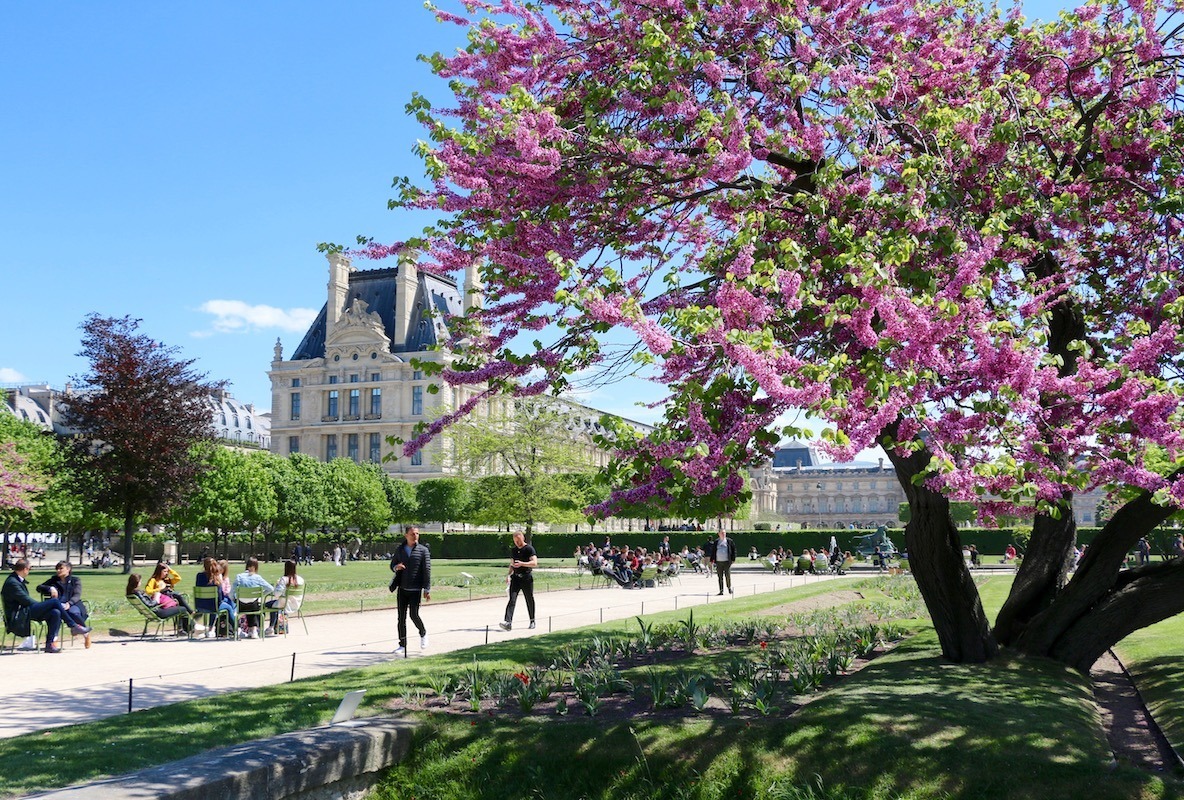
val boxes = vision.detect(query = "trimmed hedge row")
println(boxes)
[120,526,1109,562]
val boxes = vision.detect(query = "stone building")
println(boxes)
[2,383,269,450]
[750,442,1107,530]
[267,251,489,480]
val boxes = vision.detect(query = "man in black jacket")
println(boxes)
[37,561,91,647]
[3,559,66,652]
[389,527,431,655]
[709,528,736,596]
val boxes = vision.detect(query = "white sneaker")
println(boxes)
[420,634,429,650]
[204,630,216,639]
[263,627,275,636]
[17,637,36,651]
[193,623,206,632]
[248,629,259,639]
[393,645,407,656]
[498,621,511,631]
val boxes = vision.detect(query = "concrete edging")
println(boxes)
[27,717,415,800]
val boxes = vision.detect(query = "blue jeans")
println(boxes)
[28,599,63,645]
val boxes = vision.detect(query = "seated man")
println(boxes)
[36,561,92,647]
[3,559,67,652]
[232,557,275,639]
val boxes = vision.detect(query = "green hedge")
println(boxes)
[122,525,1109,561]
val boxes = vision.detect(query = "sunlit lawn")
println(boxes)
[3,572,1181,799]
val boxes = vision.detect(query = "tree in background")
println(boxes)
[0,408,50,565]
[450,399,596,535]
[61,315,216,573]
[324,459,392,549]
[379,0,1184,668]
[377,467,417,533]
[272,453,330,551]
[181,447,277,559]
[415,476,469,534]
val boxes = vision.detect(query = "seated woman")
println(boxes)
[36,561,92,647]
[126,573,189,625]
[265,559,304,635]
[145,562,197,626]
[194,557,236,638]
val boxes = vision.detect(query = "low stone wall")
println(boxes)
[30,718,415,800]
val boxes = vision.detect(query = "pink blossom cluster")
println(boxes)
[385,0,1184,515]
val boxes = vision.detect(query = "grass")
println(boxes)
[4,574,1181,800]
[1115,616,1184,758]
[369,630,1175,800]
[31,558,583,631]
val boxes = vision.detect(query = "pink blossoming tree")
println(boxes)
[362,0,1184,668]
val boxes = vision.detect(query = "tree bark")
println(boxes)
[1049,560,1184,672]
[1015,471,1183,660]
[993,504,1076,644]
[122,510,135,575]
[881,429,997,662]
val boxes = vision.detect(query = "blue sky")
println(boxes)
[0,0,1070,428]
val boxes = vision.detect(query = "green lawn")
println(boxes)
[1116,616,1184,758]
[32,558,583,632]
[3,575,1181,800]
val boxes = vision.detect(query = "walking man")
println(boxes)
[710,528,736,596]
[389,526,431,656]
[499,530,538,631]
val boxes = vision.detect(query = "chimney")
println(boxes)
[878,458,884,470]
[394,247,419,350]
[326,252,354,329]
[463,261,484,313]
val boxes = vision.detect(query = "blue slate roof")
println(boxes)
[290,267,463,360]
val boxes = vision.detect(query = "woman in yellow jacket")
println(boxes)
[145,561,198,628]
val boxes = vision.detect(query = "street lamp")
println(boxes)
[816,482,823,530]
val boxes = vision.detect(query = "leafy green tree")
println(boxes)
[415,476,469,533]
[181,447,277,559]
[376,467,417,525]
[0,409,52,565]
[272,454,330,547]
[324,459,391,541]
[450,399,595,535]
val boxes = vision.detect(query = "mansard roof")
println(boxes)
[290,266,464,361]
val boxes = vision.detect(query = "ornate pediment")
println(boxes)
[325,296,391,357]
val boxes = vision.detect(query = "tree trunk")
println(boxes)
[993,505,1076,644]
[1013,472,1183,664]
[882,429,997,663]
[1049,561,1184,671]
[122,510,135,574]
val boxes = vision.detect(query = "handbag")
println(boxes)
[11,606,31,637]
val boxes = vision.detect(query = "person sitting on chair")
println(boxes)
[194,557,236,638]
[146,562,197,630]
[265,559,304,635]
[126,573,189,626]
[36,561,92,648]
[3,559,67,652]
[232,557,275,639]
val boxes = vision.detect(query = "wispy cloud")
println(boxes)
[0,367,28,383]
[193,300,318,338]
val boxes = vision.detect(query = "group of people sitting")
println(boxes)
[575,541,687,588]
[125,557,305,640]
[2,558,93,653]
[764,546,852,575]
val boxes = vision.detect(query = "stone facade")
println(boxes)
[750,443,1108,530]
[2,383,269,450]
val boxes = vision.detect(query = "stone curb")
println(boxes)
[25,717,415,800]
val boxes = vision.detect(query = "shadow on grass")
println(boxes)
[370,632,1181,800]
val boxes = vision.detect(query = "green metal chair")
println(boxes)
[235,586,269,640]
[276,582,308,636]
[2,602,48,652]
[127,594,172,639]
[192,585,231,639]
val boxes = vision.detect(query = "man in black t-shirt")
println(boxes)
[499,531,538,631]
